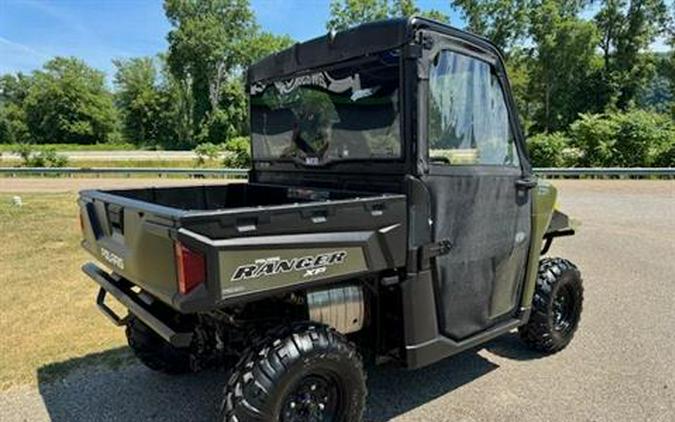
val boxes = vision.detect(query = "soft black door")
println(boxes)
[423,49,531,340]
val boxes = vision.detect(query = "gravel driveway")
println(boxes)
[1,179,673,421]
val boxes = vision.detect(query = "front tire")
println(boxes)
[222,323,366,422]
[519,257,583,353]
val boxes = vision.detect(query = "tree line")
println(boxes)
[0,0,673,167]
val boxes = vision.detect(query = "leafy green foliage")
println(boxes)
[222,136,251,168]
[0,74,32,144]
[22,58,117,144]
[247,31,295,63]
[569,110,674,166]
[0,0,672,172]
[609,110,674,166]
[165,0,254,132]
[527,4,602,133]
[451,0,530,52]
[193,136,251,168]
[654,142,675,167]
[526,132,579,167]
[164,0,293,145]
[113,57,163,146]
[452,0,674,139]
[595,0,669,109]
[637,53,672,113]
[327,0,447,31]
[197,77,250,145]
[12,144,69,167]
[193,142,222,166]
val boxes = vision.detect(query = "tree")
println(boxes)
[527,0,601,132]
[666,5,675,117]
[638,52,672,112]
[595,0,669,109]
[0,74,32,143]
[247,31,295,64]
[595,0,625,71]
[165,0,256,135]
[113,57,163,145]
[22,57,117,144]
[450,0,531,52]
[115,54,200,149]
[164,0,293,145]
[327,0,447,31]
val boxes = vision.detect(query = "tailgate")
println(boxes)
[79,190,182,305]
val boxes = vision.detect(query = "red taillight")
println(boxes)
[79,212,85,233]
[175,242,206,295]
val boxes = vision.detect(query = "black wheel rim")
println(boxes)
[281,373,342,422]
[552,284,577,335]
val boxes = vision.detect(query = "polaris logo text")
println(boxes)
[100,247,124,270]
[231,251,347,281]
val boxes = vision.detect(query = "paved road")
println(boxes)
[0,179,673,421]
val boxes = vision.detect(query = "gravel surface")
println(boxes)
[1,179,673,421]
[0,177,236,193]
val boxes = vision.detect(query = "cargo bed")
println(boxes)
[79,183,407,312]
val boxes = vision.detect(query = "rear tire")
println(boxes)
[222,323,366,422]
[126,315,192,374]
[519,257,583,353]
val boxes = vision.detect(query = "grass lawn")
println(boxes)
[0,193,131,389]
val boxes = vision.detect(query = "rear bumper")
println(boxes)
[82,263,193,347]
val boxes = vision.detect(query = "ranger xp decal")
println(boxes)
[231,251,347,281]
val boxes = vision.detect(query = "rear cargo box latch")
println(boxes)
[106,204,124,234]
[419,239,453,270]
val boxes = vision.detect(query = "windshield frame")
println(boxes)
[248,50,408,173]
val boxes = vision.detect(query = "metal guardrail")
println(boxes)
[534,167,675,177]
[0,166,673,177]
[0,167,249,177]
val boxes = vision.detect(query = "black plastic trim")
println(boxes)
[405,318,523,369]
[83,263,193,348]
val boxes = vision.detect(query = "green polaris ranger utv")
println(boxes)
[79,17,583,422]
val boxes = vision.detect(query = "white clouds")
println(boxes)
[0,36,49,74]
[0,36,48,59]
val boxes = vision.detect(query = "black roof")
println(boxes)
[247,17,504,84]
[247,18,410,84]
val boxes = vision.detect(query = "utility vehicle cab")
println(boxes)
[246,17,565,362]
[80,17,582,422]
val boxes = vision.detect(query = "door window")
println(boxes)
[428,50,519,166]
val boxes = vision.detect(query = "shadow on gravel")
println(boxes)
[37,347,498,421]
[364,351,498,421]
[484,332,547,361]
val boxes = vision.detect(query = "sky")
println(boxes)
[0,0,460,78]
[0,0,670,80]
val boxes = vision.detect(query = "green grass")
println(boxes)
[0,193,129,389]
[0,143,138,152]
